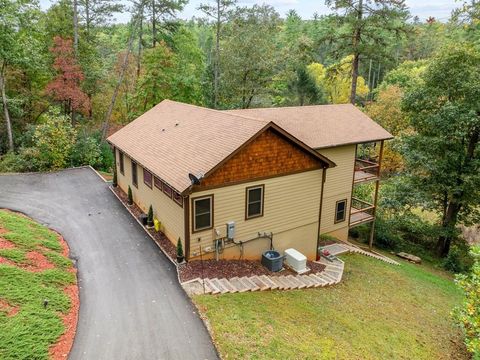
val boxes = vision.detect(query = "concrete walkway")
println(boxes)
[0,168,217,360]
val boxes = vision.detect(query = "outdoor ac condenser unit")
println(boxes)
[284,248,309,274]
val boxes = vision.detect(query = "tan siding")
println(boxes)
[317,145,355,240]
[190,170,323,260]
[115,149,185,246]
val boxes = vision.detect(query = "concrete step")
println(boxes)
[250,276,270,291]
[211,278,229,294]
[268,276,284,290]
[229,277,250,293]
[205,278,221,294]
[275,276,291,290]
[219,278,236,293]
[299,275,315,288]
[309,273,327,287]
[259,275,279,290]
[318,273,336,285]
[287,275,306,289]
[239,277,260,291]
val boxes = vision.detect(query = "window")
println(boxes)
[154,176,162,190]
[193,196,213,232]
[162,182,172,198]
[335,199,347,223]
[132,161,138,187]
[143,169,152,188]
[246,185,264,219]
[119,151,124,174]
[173,191,183,207]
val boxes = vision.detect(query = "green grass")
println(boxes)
[0,210,76,360]
[194,254,467,360]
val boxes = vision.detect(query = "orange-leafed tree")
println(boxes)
[45,36,90,121]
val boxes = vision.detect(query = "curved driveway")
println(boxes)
[0,167,217,360]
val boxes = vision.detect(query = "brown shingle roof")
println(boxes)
[225,104,393,149]
[107,100,333,194]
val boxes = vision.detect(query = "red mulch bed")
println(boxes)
[0,238,15,249]
[0,256,15,266]
[179,259,326,282]
[0,299,19,317]
[24,251,55,272]
[49,235,79,360]
[112,186,177,261]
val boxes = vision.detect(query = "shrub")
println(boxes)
[112,165,117,187]
[71,134,102,167]
[177,238,184,259]
[454,246,480,357]
[127,186,133,205]
[147,205,154,227]
[443,241,474,273]
[98,141,114,172]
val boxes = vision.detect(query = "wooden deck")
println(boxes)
[349,207,375,227]
[354,169,378,183]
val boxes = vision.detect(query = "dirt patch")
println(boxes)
[0,237,15,249]
[23,251,55,272]
[179,259,326,282]
[0,299,20,317]
[112,186,177,261]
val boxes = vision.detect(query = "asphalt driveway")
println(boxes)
[0,167,217,360]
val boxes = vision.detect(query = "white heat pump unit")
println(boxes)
[284,248,309,274]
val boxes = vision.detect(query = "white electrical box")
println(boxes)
[284,248,309,274]
[226,221,235,240]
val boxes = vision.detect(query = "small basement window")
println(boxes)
[143,169,152,188]
[154,176,162,190]
[246,185,264,219]
[132,161,138,187]
[162,182,173,198]
[119,151,124,174]
[193,196,213,232]
[335,199,347,223]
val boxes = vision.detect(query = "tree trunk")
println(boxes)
[73,0,79,54]
[85,0,90,36]
[0,62,14,152]
[151,0,156,47]
[136,8,144,79]
[349,0,363,104]
[436,201,461,257]
[101,10,139,141]
[213,0,220,109]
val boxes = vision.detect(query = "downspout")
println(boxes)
[184,195,190,262]
[315,167,327,259]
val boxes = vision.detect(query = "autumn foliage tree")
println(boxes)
[45,36,90,120]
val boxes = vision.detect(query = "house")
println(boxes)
[107,100,392,261]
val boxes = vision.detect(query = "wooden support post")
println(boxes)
[369,140,384,249]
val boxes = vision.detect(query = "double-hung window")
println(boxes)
[246,185,264,219]
[335,199,347,223]
[193,196,213,232]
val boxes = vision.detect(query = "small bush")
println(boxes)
[127,186,133,205]
[71,134,102,167]
[443,242,474,273]
[177,238,184,259]
[454,246,480,357]
[147,205,154,227]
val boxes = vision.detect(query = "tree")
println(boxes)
[220,5,280,108]
[33,112,77,170]
[198,0,236,108]
[149,0,187,47]
[401,43,480,257]
[308,56,369,104]
[78,0,124,36]
[288,67,324,106]
[0,0,42,152]
[45,36,90,121]
[324,0,409,104]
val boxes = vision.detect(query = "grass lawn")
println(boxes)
[0,210,76,360]
[97,170,113,181]
[194,253,467,360]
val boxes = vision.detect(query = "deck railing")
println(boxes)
[350,197,375,216]
[354,158,380,177]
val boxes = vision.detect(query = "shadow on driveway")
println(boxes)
[0,167,218,360]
